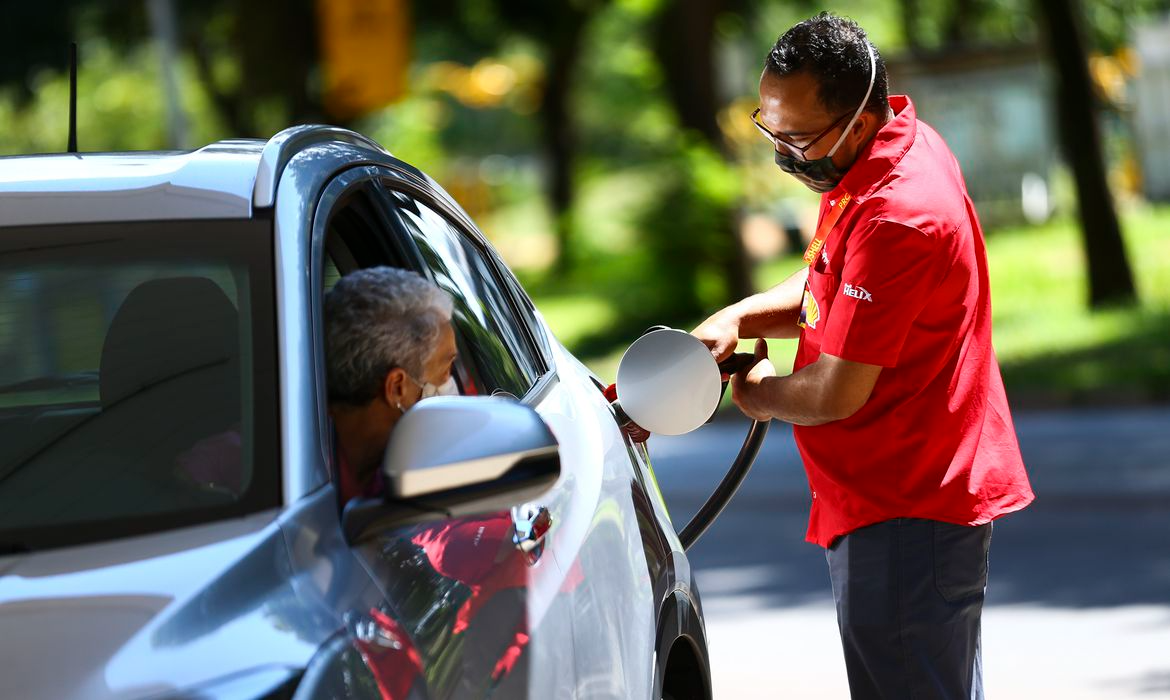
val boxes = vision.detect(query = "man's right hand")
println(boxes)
[691,309,741,363]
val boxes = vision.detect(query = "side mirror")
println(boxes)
[343,396,560,544]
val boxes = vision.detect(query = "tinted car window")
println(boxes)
[0,220,279,551]
[387,192,541,397]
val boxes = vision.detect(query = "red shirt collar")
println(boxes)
[830,95,917,202]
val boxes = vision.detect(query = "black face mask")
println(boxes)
[775,149,848,194]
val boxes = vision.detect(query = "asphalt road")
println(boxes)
[651,407,1170,699]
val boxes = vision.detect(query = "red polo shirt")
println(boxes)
[793,95,1034,547]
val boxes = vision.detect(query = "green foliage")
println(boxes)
[0,40,226,154]
[711,205,1170,401]
[748,1,907,53]
[1,0,1167,406]
[987,205,1170,401]
[574,0,673,163]
[631,139,741,319]
[530,138,745,355]
[545,203,1170,397]
[359,94,452,178]
[1082,0,1170,52]
[510,142,745,367]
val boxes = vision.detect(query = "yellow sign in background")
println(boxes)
[317,0,410,120]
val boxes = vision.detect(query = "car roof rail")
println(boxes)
[253,124,389,208]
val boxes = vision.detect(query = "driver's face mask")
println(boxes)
[772,42,877,193]
[397,372,458,414]
[418,375,458,400]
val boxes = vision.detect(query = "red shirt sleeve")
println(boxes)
[820,219,946,367]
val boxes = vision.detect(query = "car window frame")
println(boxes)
[309,167,418,479]
[308,166,562,491]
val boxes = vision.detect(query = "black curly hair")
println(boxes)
[765,12,889,117]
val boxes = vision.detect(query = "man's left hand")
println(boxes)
[731,338,776,422]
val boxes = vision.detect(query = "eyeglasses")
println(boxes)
[750,107,853,161]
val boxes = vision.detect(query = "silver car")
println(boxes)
[0,127,711,700]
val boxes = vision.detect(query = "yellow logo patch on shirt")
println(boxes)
[798,287,820,330]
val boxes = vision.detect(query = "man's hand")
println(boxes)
[692,309,741,362]
[731,339,777,422]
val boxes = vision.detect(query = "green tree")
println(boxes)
[414,0,611,273]
[0,0,324,139]
[1035,0,1137,307]
[651,0,753,303]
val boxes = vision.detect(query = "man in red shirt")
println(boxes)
[694,13,1033,699]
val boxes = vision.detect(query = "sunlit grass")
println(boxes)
[984,205,1170,400]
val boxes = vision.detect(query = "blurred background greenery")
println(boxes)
[1,0,1168,404]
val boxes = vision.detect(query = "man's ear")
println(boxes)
[849,110,871,141]
[849,109,881,148]
[383,367,411,408]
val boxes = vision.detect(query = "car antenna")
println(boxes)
[67,42,78,154]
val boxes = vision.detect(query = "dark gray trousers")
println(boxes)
[826,518,992,700]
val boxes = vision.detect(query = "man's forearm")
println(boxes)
[749,352,882,426]
[730,266,808,340]
[756,365,840,426]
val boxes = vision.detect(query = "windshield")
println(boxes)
[0,219,279,552]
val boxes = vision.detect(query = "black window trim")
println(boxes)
[309,166,416,479]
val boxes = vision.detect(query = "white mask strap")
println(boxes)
[826,41,877,158]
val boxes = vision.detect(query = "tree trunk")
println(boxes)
[945,0,981,46]
[653,0,753,303]
[1035,0,1137,308]
[238,0,321,128]
[899,0,923,54]
[539,17,586,274]
[654,0,726,151]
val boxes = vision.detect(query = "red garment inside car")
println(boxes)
[793,95,1034,548]
[337,450,384,504]
[412,514,529,634]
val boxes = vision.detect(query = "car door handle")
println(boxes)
[511,504,552,565]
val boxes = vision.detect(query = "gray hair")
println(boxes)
[324,267,453,405]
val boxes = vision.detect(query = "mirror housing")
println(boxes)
[343,396,560,544]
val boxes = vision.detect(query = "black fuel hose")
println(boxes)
[674,351,771,551]
[678,417,770,551]
[620,329,771,551]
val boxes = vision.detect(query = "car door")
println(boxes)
[383,185,666,699]
[309,167,580,698]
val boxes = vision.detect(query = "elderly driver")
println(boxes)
[324,266,458,503]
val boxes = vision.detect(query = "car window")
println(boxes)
[385,191,542,398]
[0,220,279,551]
